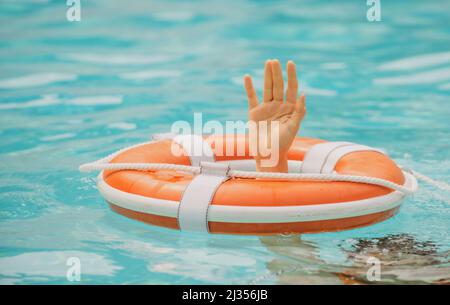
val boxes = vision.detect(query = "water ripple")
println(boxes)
[378,51,450,71]
[0,73,77,89]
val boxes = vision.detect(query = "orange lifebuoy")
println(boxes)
[97,135,415,235]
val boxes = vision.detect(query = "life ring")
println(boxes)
[95,134,417,235]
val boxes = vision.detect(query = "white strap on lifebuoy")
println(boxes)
[302,142,385,174]
[178,162,230,233]
[301,142,353,173]
[153,133,215,166]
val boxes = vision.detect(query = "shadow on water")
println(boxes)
[259,233,450,284]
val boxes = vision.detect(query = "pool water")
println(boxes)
[0,0,449,284]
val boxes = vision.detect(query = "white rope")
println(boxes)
[82,137,450,196]
[409,169,450,192]
[79,159,416,195]
[229,170,414,194]
[80,162,200,174]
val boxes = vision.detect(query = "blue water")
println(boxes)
[0,0,449,284]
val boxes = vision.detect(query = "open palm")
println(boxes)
[244,60,306,170]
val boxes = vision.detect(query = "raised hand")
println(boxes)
[244,59,306,172]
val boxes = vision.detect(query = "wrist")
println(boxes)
[255,153,288,173]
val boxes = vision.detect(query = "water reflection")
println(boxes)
[260,234,450,284]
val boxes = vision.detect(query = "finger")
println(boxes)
[263,60,273,103]
[244,74,259,109]
[286,60,298,104]
[272,59,284,101]
[292,94,306,127]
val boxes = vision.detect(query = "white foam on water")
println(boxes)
[111,240,175,256]
[0,95,125,109]
[151,263,177,272]
[0,73,77,89]
[64,53,174,65]
[153,11,195,22]
[0,251,122,280]
[0,94,61,110]
[40,133,76,142]
[65,95,123,106]
[107,122,137,130]
[303,86,337,97]
[374,67,450,85]
[147,249,257,283]
[119,70,182,80]
[378,51,450,71]
[438,82,450,90]
[21,0,50,3]
[320,62,347,70]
